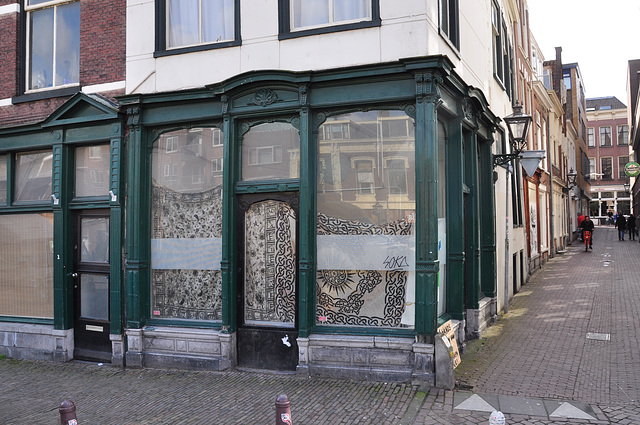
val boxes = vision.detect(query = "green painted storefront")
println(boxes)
[0,56,499,384]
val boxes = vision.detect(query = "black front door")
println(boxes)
[236,193,299,371]
[73,210,111,362]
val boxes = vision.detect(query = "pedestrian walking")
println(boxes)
[628,215,637,241]
[616,212,627,240]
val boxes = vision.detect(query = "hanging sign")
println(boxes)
[625,161,640,177]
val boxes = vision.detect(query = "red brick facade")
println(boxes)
[80,0,126,86]
[0,12,19,100]
[0,0,125,128]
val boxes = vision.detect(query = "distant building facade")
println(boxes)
[586,97,630,220]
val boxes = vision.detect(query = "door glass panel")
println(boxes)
[76,144,111,197]
[81,217,109,263]
[241,122,300,181]
[80,273,109,320]
[244,200,296,326]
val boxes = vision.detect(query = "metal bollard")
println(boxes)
[59,400,78,425]
[275,394,292,425]
[489,410,505,425]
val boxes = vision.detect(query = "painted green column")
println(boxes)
[297,86,314,338]
[109,128,124,335]
[464,131,481,309]
[124,105,150,328]
[221,95,237,333]
[414,72,442,341]
[53,141,73,329]
[446,118,465,320]
[479,139,497,297]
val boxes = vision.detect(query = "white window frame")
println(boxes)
[166,136,179,153]
[211,157,223,172]
[247,146,283,166]
[587,127,595,147]
[290,0,372,32]
[599,126,612,147]
[618,156,629,180]
[166,0,235,49]
[25,0,80,92]
[601,156,613,180]
[212,128,223,146]
[617,125,629,146]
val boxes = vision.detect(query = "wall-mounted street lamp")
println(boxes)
[493,103,545,176]
[563,168,578,193]
[623,182,630,194]
[492,103,545,315]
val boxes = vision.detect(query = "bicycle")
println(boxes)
[583,230,592,251]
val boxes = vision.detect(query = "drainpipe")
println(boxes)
[547,112,555,257]
[504,162,510,314]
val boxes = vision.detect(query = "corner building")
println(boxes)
[1,0,526,386]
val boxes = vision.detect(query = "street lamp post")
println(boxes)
[493,103,541,314]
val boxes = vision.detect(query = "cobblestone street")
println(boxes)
[2,227,639,424]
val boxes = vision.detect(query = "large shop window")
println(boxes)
[15,150,53,203]
[150,127,224,321]
[0,214,54,319]
[241,122,300,181]
[26,0,80,91]
[316,110,415,328]
[75,144,111,198]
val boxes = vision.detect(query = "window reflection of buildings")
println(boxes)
[317,114,415,225]
[157,128,224,192]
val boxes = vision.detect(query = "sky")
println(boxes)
[527,0,640,106]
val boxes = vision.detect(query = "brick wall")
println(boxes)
[0,0,126,128]
[80,0,126,86]
[0,10,19,99]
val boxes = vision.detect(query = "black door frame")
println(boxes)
[72,209,112,362]
[236,192,300,371]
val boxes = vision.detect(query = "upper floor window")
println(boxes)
[618,125,629,146]
[587,127,595,147]
[563,69,572,90]
[26,0,80,91]
[156,0,240,55]
[599,126,612,147]
[601,157,613,180]
[618,156,629,180]
[279,0,380,39]
[491,0,512,96]
[439,0,459,49]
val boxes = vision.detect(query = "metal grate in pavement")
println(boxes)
[586,332,610,341]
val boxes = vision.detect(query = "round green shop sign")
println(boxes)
[625,161,640,177]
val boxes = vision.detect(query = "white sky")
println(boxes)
[527,1,640,106]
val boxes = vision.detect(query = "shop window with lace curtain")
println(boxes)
[315,110,416,328]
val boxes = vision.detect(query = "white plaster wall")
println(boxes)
[125,0,501,97]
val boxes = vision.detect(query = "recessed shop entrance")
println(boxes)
[236,193,299,371]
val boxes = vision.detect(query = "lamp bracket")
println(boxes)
[493,153,520,168]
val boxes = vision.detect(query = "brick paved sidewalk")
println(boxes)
[2,227,640,424]
[452,226,640,423]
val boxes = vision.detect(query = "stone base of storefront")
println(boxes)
[125,327,235,371]
[296,334,435,386]
[466,296,496,339]
[0,323,73,362]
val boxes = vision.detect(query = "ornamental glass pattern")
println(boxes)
[316,110,415,328]
[151,127,224,321]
